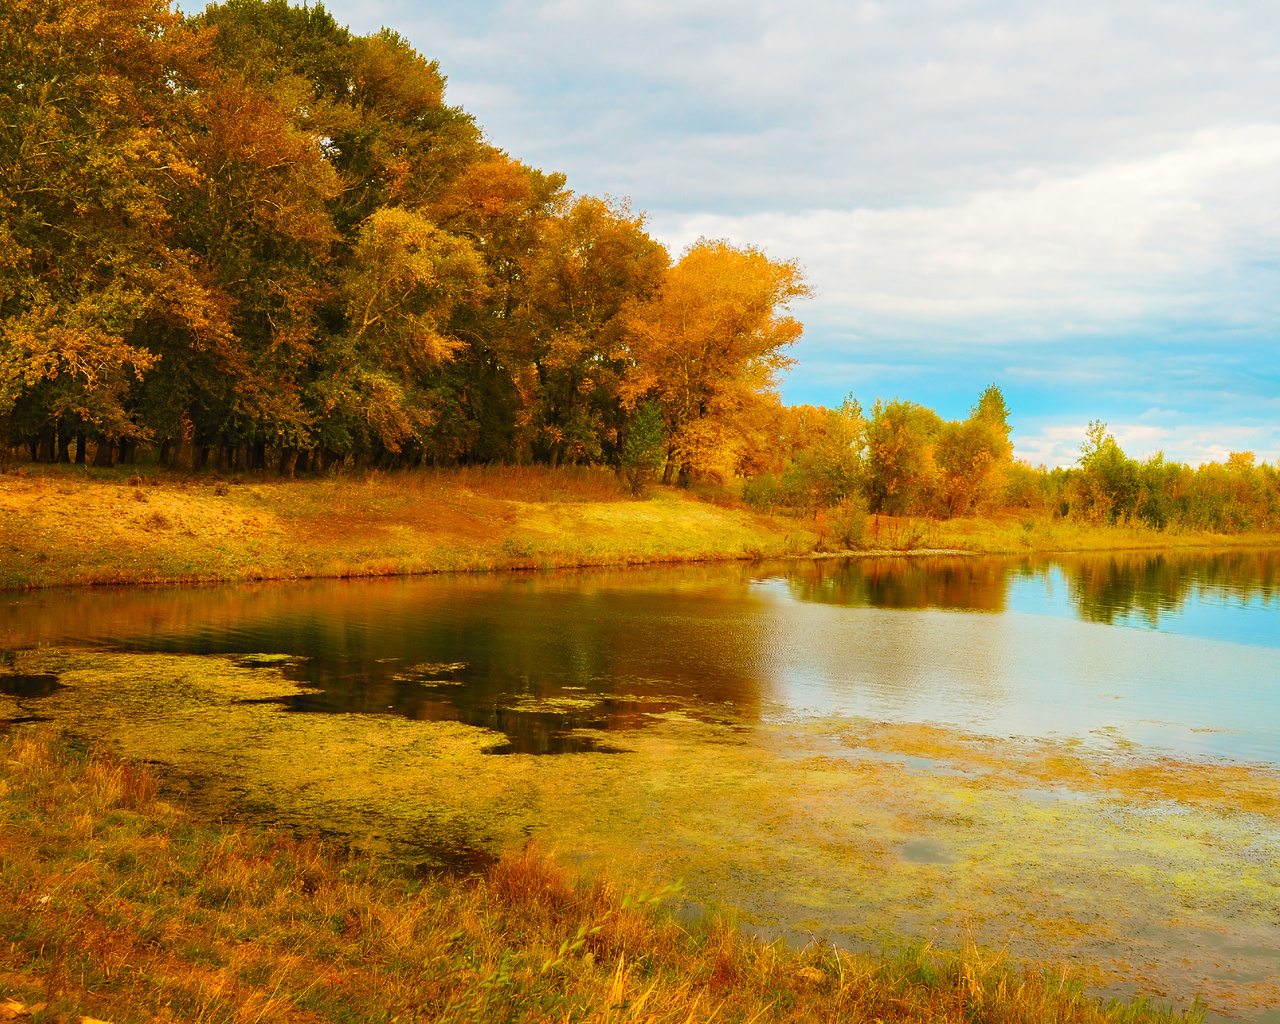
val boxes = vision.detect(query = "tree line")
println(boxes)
[0,0,806,482]
[747,394,1280,536]
[4,0,1276,535]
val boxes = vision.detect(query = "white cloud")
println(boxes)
[324,0,1280,447]
[651,125,1280,329]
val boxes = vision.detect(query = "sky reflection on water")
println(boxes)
[3,550,1277,763]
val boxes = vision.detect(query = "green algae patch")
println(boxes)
[1,732,1202,1024]
[5,646,1277,1019]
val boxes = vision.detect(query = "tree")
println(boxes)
[618,400,666,494]
[621,239,809,484]
[934,384,1013,516]
[319,206,484,450]
[779,397,865,514]
[864,400,942,514]
[0,0,229,455]
[520,196,668,467]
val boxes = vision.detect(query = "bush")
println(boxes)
[743,473,781,512]
[829,493,868,548]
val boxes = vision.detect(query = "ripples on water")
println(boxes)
[3,550,1278,763]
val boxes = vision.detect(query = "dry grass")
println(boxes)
[853,512,1280,555]
[0,465,815,589]
[0,728,1200,1024]
[3,463,1274,591]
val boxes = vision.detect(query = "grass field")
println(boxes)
[0,727,1202,1024]
[1,463,1276,590]
[0,465,816,589]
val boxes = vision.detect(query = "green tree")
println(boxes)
[864,399,942,514]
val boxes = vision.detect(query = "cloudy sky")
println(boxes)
[322,0,1280,466]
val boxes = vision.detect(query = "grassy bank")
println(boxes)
[3,464,1277,590]
[856,510,1280,555]
[0,465,816,590]
[0,728,1199,1024]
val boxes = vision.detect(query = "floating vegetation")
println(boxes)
[234,652,304,668]
[1,645,1277,1019]
[392,660,470,683]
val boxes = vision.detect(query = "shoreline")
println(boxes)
[0,727,1208,1024]
[3,466,1278,592]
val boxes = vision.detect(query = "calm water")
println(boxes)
[3,550,1278,763]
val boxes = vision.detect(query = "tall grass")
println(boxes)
[0,728,1200,1024]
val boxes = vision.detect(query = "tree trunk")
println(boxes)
[661,458,675,486]
[233,443,246,472]
[216,440,229,473]
[27,437,38,463]
[56,421,72,463]
[74,432,86,464]
[296,448,311,474]
[171,435,195,473]
[38,423,55,463]
[252,440,265,471]
[0,410,11,471]
[120,438,136,465]
[198,445,209,469]
[93,435,113,467]
[279,446,298,478]
[171,412,196,473]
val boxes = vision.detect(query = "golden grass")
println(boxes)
[0,727,1201,1024]
[3,464,1277,591]
[0,465,816,589]
[881,512,1280,555]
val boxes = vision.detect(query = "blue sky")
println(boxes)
[319,0,1280,466]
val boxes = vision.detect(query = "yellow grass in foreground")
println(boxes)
[0,728,1200,1024]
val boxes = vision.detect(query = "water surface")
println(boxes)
[3,551,1277,761]
[3,550,1279,1018]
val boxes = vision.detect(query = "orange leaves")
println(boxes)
[190,80,341,255]
[430,154,556,228]
[621,238,810,479]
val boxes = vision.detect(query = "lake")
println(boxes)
[2,550,1278,1019]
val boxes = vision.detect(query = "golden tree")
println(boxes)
[621,239,809,484]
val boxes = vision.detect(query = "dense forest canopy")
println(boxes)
[0,0,803,480]
[2,0,1278,533]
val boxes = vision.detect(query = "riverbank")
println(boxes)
[4,641,1274,1018]
[0,465,816,590]
[0,727,1200,1024]
[2,464,1276,590]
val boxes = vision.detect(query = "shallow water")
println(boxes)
[3,551,1277,761]
[3,550,1279,1018]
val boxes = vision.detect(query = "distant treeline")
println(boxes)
[1,0,805,483]
[750,394,1280,535]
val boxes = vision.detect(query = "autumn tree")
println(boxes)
[779,398,865,515]
[314,207,484,455]
[934,384,1014,516]
[864,399,943,514]
[621,239,809,484]
[519,196,668,466]
[0,0,230,462]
